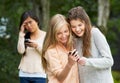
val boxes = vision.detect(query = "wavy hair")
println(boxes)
[67,6,92,57]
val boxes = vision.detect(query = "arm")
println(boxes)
[27,32,46,55]
[85,28,114,69]
[25,39,43,55]
[17,32,25,54]
[17,23,26,54]
[56,54,77,82]
[35,32,46,54]
[45,49,76,82]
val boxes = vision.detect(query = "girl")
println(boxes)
[42,14,79,83]
[67,6,114,83]
[17,10,46,83]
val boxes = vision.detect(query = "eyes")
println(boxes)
[24,21,32,25]
[57,29,69,36]
[71,24,82,28]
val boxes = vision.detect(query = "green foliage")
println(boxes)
[107,19,120,55]
[106,0,120,55]
[112,71,120,83]
[0,0,120,82]
[0,38,20,83]
[110,0,120,17]
[50,0,98,23]
[0,0,33,82]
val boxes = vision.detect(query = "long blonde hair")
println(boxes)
[42,14,73,70]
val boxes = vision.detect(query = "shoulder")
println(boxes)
[45,46,59,59]
[38,30,46,40]
[91,26,104,38]
[91,27,101,35]
[46,46,57,55]
[41,30,46,36]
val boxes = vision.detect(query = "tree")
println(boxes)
[31,0,50,30]
[98,0,110,33]
[41,0,50,31]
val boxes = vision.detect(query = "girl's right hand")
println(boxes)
[68,49,79,66]
[20,23,27,33]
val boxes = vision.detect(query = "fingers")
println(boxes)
[68,49,80,62]
[72,49,77,55]
[68,49,87,65]
[69,49,78,57]
[25,41,38,48]
[20,22,28,33]
[77,57,86,65]
[76,58,79,62]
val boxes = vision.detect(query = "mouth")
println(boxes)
[76,31,82,35]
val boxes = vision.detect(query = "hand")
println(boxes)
[25,40,38,48]
[67,49,79,66]
[77,57,87,66]
[20,22,28,34]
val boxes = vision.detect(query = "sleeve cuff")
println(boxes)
[19,32,25,38]
[85,58,90,66]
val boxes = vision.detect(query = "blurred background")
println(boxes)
[0,0,120,83]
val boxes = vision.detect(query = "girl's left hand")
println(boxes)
[77,57,87,66]
[25,40,38,48]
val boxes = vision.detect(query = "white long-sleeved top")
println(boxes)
[74,28,114,83]
[17,31,46,74]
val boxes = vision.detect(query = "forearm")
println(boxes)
[90,28,114,69]
[85,57,114,69]
[56,63,72,82]
[17,32,25,54]
[35,45,42,55]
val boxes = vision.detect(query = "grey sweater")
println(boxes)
[74,28,114,83]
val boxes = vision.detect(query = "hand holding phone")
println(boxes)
[25,39,38,48]
[68,49,77,56]
[68,49,80,62]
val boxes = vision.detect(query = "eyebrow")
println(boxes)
[24,20,32,24]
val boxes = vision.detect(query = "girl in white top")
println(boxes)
[67,6,114,83]
[17,10,46,83]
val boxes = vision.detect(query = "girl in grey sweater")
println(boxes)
[67,6,114,83]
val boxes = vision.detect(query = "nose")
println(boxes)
[27,23,31,27]
[62,34,66,38]
[75,26,80,32]
[62,33,67,38]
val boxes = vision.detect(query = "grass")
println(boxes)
[112,71,120,83]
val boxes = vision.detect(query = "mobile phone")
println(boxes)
[25,39,30,43]
[71,49,77,55]
[68,49,77,56]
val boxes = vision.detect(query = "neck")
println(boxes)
[30,29,41,39]
[58,43,68,51]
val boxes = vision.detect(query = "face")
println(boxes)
[70,19,85,37]
[56,24,70,45]
[24,17,38,33]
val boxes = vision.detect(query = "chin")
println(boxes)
[61,41,67,44]
[77,32,84,37]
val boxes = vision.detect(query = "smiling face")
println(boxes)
[56,24,70,45]
[70,19,85,37]
[24,17,38,33]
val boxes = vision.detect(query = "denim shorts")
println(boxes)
[20,77,47,83]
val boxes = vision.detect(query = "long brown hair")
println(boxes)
[67,6,92,57]
[42,14,73,70]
